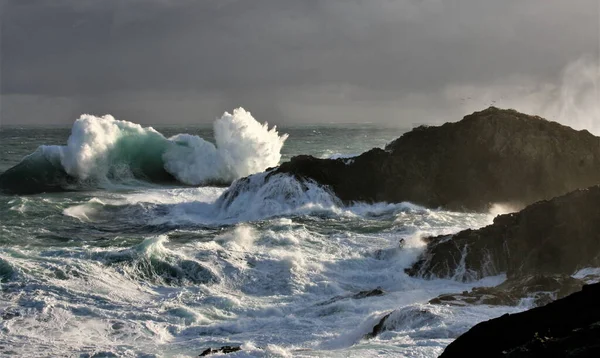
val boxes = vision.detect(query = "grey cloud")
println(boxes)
[0,0,598,124]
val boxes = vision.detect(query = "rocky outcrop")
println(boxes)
[275,107,600,211]
[429,275,584,307]
[407,186,600,282]
[440,282,600,357]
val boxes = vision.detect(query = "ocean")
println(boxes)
[0,112,523,357]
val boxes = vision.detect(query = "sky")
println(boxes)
[0,0,599,128]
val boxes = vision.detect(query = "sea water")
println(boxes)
[0,111,523,357]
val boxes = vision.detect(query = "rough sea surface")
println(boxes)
[1,118,525,357]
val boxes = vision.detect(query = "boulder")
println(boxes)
[275,107,600,211]
[199,346,241,356]
[440,282,600,357]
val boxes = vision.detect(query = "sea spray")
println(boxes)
[0,108,288,193]
[164,108,288,185]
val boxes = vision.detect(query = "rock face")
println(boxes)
[407,186,600,282]
[440,282,600,357]
[276,107,600,211]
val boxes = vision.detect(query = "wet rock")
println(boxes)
[430,275,584,307]
[352,287,385,299]
[440,282,600,357]
[199,346,241,356]
[365,305,444,339]
[1,310,21,320]
[407,186,600,281]
[365,312,392,339]
[273,107,600,211]
[318,287,386,306]
[0,152,78,195]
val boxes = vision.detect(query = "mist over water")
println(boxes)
[449,57,600,134]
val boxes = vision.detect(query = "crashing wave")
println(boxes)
[214,172,343,221]
[0,108,287,194]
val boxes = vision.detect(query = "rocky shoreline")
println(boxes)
[203,108,600,356]
[315,108,600,355]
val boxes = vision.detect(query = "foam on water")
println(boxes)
[0,132,563,357]
[2,175,528,356]
[1,201,521,357]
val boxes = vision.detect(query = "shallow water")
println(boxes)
[0,122,524,357]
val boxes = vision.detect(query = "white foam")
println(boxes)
[215,172,342,222]
[4,188,518,358]
[36,107,287,186]
[63,197,106,222]
[162,108,288,185]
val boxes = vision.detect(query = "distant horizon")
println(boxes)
[0,104,595,135]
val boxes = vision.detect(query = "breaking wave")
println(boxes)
[0,108,287,194]
[98,235,220,286]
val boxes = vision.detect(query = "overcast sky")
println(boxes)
[0,0,598,127]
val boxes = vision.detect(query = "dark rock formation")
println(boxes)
[407,186,600,281]
[440,282,600,357]
[275,107,600,211]
[365,312,392,339]
[199,346,241,356]
[429,275,584,307]
[0,152,78,194]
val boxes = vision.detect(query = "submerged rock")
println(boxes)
[407,186,600,281]
[440,283,600,357]
[318,287,386,306]
[274,107,600,211]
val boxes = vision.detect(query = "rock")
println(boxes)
[365,305,444,339]
[0,148,178,195]
[440,282,600,357]
[429,275,584,307]
[1,310,21,320]
[352,287,385,299]
[199,346,241,356]
[274,107,600,211]
[365,312,392,339]
[407,186,600,281]
[0,151,78,194]
[318,287,385,306]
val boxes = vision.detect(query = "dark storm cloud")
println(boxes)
[0,0,598,124]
